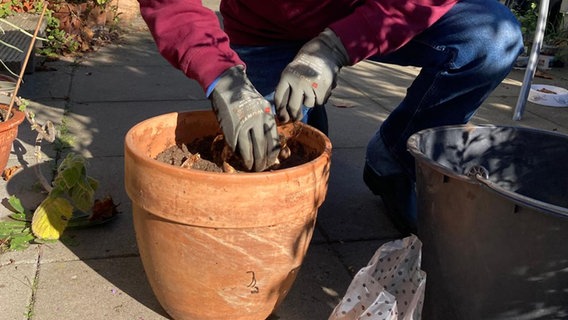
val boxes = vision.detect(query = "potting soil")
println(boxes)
[155,135,315,173]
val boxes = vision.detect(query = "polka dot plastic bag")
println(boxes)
[329,235,426,320]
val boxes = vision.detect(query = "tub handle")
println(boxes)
[466,165,489,180]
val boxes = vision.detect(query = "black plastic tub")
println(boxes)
[408,125,568,320]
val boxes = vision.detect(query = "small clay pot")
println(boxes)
[0,104,25,173]
[124,110,332,320]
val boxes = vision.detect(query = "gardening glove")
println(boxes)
[274,28,349,123]
[210,65,280,172]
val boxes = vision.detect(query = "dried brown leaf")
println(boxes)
[333,104,356,108]
[90,196,119,221]
[222,162,237,173]
[535,70,554,80]
[2,165,22,181]
[181,153,201,169]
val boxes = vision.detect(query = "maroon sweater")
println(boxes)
[139,0,457,92]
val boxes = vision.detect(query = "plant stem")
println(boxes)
[5,3,48,121]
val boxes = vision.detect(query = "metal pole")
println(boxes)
[513,0,550,121]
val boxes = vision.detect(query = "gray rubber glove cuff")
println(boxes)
[210,66,280,172]
[274,28,349,123]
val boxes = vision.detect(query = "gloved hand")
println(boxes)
[210,66,280,172]
[274,28,349,123]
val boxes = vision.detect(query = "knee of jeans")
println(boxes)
[483,22,523,71]
[454,19,523,74]
[491,20,524,66]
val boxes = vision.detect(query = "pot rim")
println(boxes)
[0,104,26,130]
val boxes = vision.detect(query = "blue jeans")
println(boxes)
[233,0,523,178]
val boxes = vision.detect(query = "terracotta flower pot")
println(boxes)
[0,104,25,172]
[124,110,332,320]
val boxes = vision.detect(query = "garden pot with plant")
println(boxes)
[124,110,332,320]
[0,4,119,251]
[0,4,46,174]
[0,0,46,172]
[0,84,22,177]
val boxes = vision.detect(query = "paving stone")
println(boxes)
[0,260,36,320]
[33,257,167,320]
[317,148,403,243]
[70,64,204,103]
[67,99,210,158]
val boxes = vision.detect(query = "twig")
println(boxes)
[0,19,48,42]
[26,112,55,193]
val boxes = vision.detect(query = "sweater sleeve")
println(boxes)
[329,0,458,64]
[138,0,244,92]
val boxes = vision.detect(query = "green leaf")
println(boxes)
[54,165,82,190]
[49,185,65,199]
[52,153,98,213]
[53,153,87,191]
[69,182,96,213]
[87,176,99,192]
[8,195,25,214]
[0,220,28,236]
[9,231,34,251]
[0,219,33,252]
[9,212,29,221]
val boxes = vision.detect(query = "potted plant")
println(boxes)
[47,0,116,52]
[124,110,332,320]
[0,4,46,173]
[0,3,118,251]
[545,24,568,65]
[0,88,25,173]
